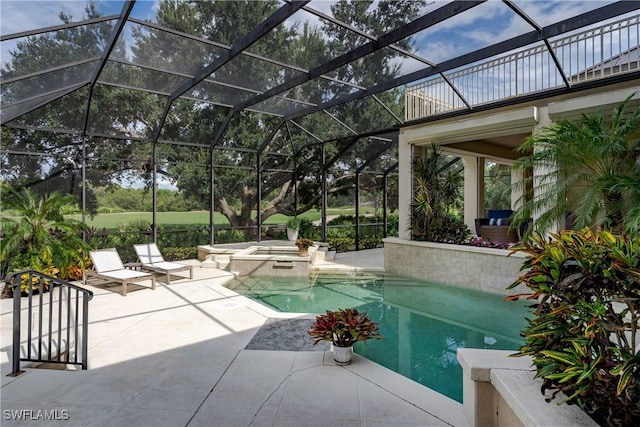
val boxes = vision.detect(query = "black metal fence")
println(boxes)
[6,271,93,375]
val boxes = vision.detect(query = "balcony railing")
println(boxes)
[405,14,640,122]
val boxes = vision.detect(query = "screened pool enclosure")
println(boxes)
[2,0,639,248]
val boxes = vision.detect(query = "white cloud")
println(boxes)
[517,0,618,28]
[416,40,462,63]
[307,0,336,16]
[409,0,628,66]
[429,0,507,32]
[130,0,161,21]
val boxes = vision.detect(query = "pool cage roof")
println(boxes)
[5,0,640,142]
[2,0,640,243]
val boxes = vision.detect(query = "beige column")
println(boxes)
[398,132,412,240]
[511,166,523,210]
[532,106,561,234]
[461,155,484,236]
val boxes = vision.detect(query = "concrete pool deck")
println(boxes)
[1,248,464,426]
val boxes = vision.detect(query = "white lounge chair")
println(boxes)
[133,243,193,284]
[84,248,156,296]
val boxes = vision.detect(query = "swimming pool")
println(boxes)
[226,272,530,402]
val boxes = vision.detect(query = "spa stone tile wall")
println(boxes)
[383,238,528,296]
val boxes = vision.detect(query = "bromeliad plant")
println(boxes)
[507,228,640,427]
[308,308,383,347]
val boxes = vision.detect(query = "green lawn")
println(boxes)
[67,207,367,229]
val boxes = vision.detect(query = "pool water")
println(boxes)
[226,273,529,402]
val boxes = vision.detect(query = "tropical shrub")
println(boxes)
[360,236,381,249]
[161,246,198,261]
[326,218,354,251]
[0,186,89,287]
[385,212,399,236]
[298,217,321,240]
[512,92,640,235]
[324,214,395,249]
[157,224,208,247]
[327,236,353,253]
[507,228,640,426]
[410,145,471,244]
[214,228,247,244]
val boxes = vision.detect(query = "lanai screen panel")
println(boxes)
[158,99,230,145]
[122,21,222,76]
[283,120,323,154]
[5,86,91,133]
[211,54,304,94]
[359,142,399,216]
[86,86,165,139]
[188,80,258,108]
[261,127,295,163]
[98,61,191,96]
[324,95,402,135]
[326,46,427,88]
[1,20,116,73]
[0,129,85,194]
[246,5,371,69]
[295,77,364,106]
[1,15,118,122]
[85,138,153,183]
[1,61,98,116]
[362,139,398,174]
[250,95,316,117]
[291,111,355,143]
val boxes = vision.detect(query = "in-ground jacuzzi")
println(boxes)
[198,244,319,277]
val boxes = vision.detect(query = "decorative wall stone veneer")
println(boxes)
[383,237,528,295]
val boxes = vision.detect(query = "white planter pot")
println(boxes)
[287,228,298,241]
[332,344,353,365]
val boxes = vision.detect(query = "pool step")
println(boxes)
[311,272,383,284]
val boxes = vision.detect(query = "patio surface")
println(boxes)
[1,248,464,426]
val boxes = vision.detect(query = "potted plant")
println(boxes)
[286,216,300,241]
[308,308,382,365]
[295,238,314,256]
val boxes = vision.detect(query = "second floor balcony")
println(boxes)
[405,14,640,122]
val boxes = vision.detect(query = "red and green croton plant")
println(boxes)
[507,228,640,427]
